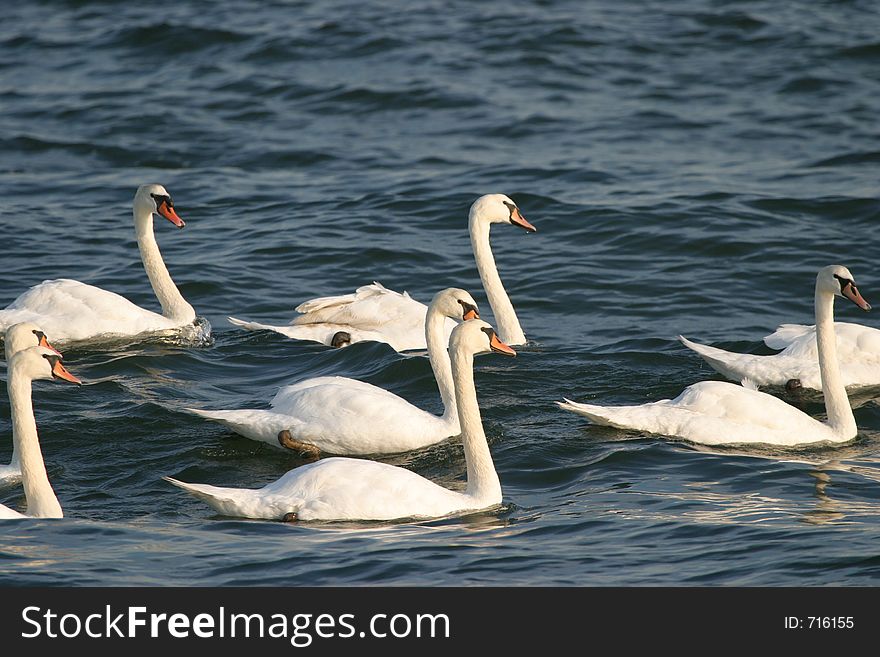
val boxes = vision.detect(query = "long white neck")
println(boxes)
[815,287,856,438]
[134,207,196,323]
[8,364,62,518]
[469,217,526,346]
[451,348,501,504]
[424,307,457,426]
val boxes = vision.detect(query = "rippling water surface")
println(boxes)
[2,0,880,585]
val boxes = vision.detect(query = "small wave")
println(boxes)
[808,150,880,168]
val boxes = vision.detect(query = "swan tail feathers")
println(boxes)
[678,335,749,380]
[163,476,288,520]
[227,316,276,331]
[184,408,297,447]
[556,399,635,430]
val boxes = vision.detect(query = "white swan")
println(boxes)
[228,194,535,351]
[558,266,870,447]
[1,323,61,487]
[165,319,516,522]
[0,184,199,345]
[681,320,880,391]
[0,345,81,520]
[187,288,480,456]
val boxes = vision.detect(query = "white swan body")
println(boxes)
[189,289,480,455]
[166,319,516,522]
[559,266,870,447]
[1,323,60,487]
[230,282,456,352]
[0,184,197,345]
[682,322,880,390]
[228,194,535,351]
[0,346,81,519]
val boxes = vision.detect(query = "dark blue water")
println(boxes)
[2,0,880,585]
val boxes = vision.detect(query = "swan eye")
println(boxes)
[41,353,60,367]
[32,329,45,342]
[502,201,517,218]
[480,326,495,341]
[833,274,854,293]
[458,300,478,319]
[150,193,172,209]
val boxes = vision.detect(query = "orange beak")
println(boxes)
[157,200,185,228]
[463,308,479,321]
[38,334,62,357]
[842,282,871,311]
[489,333,516,356]
[51,359,82,385]
[510,207,536,233]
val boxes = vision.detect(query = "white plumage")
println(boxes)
[190,289,479,455]
[559,266,870,447]
[166,319,515,522]
[228,193,535,351]
[0,184,198,346]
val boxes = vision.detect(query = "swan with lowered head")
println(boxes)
[0,184,200,345]
[0,345,81,520]
[187,288,480,457]
[681,319,880,392]
[228,194,535,351]
[1,323,61,487]
[558,266,870,446]
[165,319,516,522]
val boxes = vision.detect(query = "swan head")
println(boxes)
[9,345,81,385]
[450,319,516,357]
[818,265,871,311]
[135,184,185,228]
[431,288,480,322]
[4,323,61,361]
[469,194,536,233]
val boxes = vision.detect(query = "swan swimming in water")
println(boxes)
[0,184,202,346]
[1,323,61,487]
[165,319,516,522]
[188,288,481,457]
[228,194,535,351]
[558,266,870,447]
[0,345,81,520]
[681,319,880,392]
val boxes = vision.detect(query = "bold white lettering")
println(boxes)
[151,613,167,637]
[193,613,215,638]
[167,613,190,638]
[128,606,147,637]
